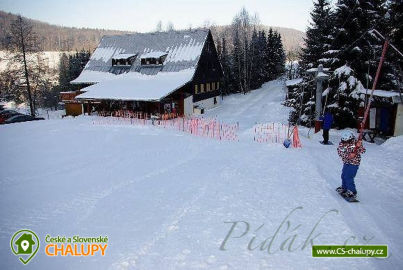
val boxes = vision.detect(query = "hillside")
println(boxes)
[1,80,401,269]
[211,25,305,53]
[0,10,305,53]
[0,10,132,51]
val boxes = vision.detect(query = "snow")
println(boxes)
[1,80,402,270]
[113,53,137,59]
[327,102,339,108]
[92,47,121,62]
[318,58,332,63]
[0,50,71,71]
[357,89,400,98]
[338,81,347,92]
[323,50,340,55]
[75,68,195,101]
[322,87,330,96]
[140,51,168,59]
[334,64,352,77]
[316,71,329,79]
[164,40,204,62]
[285,78,303,87]
[70,70,118,84]
[348,75,357,87]
[306,67,330,73]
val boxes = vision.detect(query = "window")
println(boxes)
[206,83,210,92]
[194,85,198,94]
[212,82,215,91]
[112,54,136,67]
[217,82,220,90]
[200,84,204,93]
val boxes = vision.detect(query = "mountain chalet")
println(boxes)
[62,29,223,118]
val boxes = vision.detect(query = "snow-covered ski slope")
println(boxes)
[1,80,402,270]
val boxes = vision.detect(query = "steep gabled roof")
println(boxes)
[71,29,209,84]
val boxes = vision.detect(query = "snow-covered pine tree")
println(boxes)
[287,0,334,126]
[232,29,244,93]
[326,0,390,128]
[243,35,250,93]
[265,28,276,81]
[273,32,286,78]
[257,30,267,86]
[249,28,261,90]
[220,37,233,95]
[387,0,403,91]
[58,53,70,92]
[300,0,333,70]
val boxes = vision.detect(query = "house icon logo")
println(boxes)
[10,229,40,265]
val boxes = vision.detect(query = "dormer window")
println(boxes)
[112,53,137,67]
[140,51,168,66]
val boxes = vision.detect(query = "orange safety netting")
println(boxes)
[292,126,302,148]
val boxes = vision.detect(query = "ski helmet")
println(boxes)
[341,130,355,142]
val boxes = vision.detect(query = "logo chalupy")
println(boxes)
[10,229,40,265]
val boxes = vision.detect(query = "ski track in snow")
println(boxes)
[0,80,402,270]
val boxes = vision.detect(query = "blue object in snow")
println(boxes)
[283,139,291,148]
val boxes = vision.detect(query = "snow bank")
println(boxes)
[381,135,403,151]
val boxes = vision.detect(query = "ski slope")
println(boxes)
[1,80,402,270]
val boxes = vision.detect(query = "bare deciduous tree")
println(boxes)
[6,15,40,116]
[166,21,174,32]
[156,21,163,32]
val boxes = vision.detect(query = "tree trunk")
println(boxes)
[19,17,35,117]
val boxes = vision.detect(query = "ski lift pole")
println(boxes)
[358,39,389,141]
[322,89,329,116]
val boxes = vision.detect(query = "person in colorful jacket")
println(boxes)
[336,130,366,199]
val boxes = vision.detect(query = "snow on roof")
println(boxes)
[71,70,117,84]
[75,68,195,101]
[285,78,303,87]
[113,53,137,59]
[140,51,167,59]
[357,89,400,98]
[72,29,209,84]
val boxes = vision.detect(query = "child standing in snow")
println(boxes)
[336,130,366,199]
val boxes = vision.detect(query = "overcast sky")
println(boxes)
[1,0,314,32]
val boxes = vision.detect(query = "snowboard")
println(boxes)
[338,191,359,203]
[320,141,334,145]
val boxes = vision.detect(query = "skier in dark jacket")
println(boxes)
[336,130,366,199]
[319,111,333,144]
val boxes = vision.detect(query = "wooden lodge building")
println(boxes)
[63,29,223,118]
